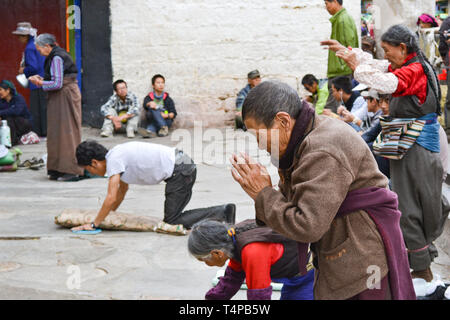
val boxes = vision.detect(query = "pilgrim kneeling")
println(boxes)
[188,219,315,300]
[72,140,236,231]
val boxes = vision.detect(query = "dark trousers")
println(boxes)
[163,150,231,229]
[4,116,32,146]
[30,88,47,137]
[146,109,173,133]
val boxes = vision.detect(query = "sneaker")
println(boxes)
[126,128,135,138]
[158,126,169,137]
[138,127,157,139]
[100,130,112,138]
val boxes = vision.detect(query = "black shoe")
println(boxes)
[48,170,62,180]
[56,173,79,182]
[224,204,236,224]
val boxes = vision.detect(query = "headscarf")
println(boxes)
[0,80,18,96]
[417,14,439,27]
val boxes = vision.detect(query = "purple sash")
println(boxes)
[297,187,416,300]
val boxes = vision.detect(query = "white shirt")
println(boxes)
[106,142,176,185]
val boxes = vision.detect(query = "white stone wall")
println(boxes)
[110,0,361,128]
[372,0,435,58]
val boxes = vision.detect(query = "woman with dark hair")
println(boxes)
[188,219,314,300]
[323,24,447,286]
[29,34,83,182]
[0,80,33,146]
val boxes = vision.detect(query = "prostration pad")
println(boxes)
[55,209,187,236]
[72,229,102,235]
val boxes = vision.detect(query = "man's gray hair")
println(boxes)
[35,33,56,47]
[187,220,235,259]
[242,80,303,127]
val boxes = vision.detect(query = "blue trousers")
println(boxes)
[146,109,173,133]
[273,269,315,300]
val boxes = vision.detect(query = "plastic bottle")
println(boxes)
[0,120,12,148]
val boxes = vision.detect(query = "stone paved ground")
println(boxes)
[0,126,448,300]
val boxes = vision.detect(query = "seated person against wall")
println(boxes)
[139,74,177,138]
[100,79,140,138]
[340,89,382,132]
[0,80,34,146]
[329,76,368,127]
[301,74,329,115]
[235,70,262,130]
[189,219,315,300]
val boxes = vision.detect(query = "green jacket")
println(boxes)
[312,79,329,115]
[328,8,359,78]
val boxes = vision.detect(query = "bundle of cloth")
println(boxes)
[55,209,187,235]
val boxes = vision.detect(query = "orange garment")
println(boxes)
[228,242,284,289]
[388,53,428,104]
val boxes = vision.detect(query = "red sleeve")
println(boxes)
[228,258,243,272]
[240,242,284,290]
[390,62,427,104]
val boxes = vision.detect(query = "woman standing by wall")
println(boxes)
[12,22,47,138]
[29,34,83,182]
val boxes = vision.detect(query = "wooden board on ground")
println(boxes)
[54,209,187,236]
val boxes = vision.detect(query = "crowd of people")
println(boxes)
[1,0,450,300]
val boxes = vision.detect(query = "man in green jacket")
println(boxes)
[324,0,359,113]
[302,74,329,115]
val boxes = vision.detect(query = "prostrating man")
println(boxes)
[229,80,415,300]
[140,74,177,138]
[301,74,329,115]
[235,70,262,130]
[100,80,140,138]
[72,140,236,231]
[324,0,359,113]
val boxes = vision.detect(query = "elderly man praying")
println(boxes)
[229,80,416,300]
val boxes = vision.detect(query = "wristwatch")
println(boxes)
[91,222,97,229]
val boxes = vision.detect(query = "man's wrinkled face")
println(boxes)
[244,113,294,163]
[244,117,278,156]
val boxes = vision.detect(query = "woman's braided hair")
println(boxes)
[381,24,441,115]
